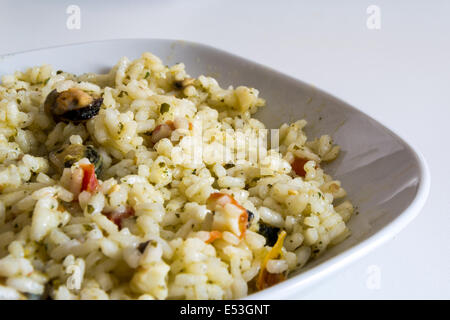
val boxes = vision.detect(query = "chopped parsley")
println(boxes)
[87,205,95,214]
[160,103,170,114]
[144,71,150,79]
[224,163,235,169]
[118,122,124,134]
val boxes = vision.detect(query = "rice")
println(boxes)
[0,52,353,300]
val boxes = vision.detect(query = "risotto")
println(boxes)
[0,52,354,300]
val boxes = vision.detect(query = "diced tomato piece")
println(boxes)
[205,230,222,244]
[104,207,135,230]
[151,122,175,144]
[80,164,98,193]
[291,157,308,177]
[257,271,286,291]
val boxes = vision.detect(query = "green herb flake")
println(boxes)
[87,205,95,214]
[224,163,235,169]
[160,103,170,114]
[44,78,50,85]
[144,71,150,79]
[118,122,124,134]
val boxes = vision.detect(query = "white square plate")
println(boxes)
[0,39,430,299]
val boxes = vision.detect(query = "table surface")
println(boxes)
[1,0,449,299]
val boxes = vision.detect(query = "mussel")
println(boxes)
[44,88,102,123]
[257,222,280,247]
[50,144,102,175]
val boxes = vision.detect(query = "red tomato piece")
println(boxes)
[257,271,286,291]
[291,157,308,177]
[104,207,135,230]
[80,164,98,193]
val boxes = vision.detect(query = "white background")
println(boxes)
[1,0,449,299]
